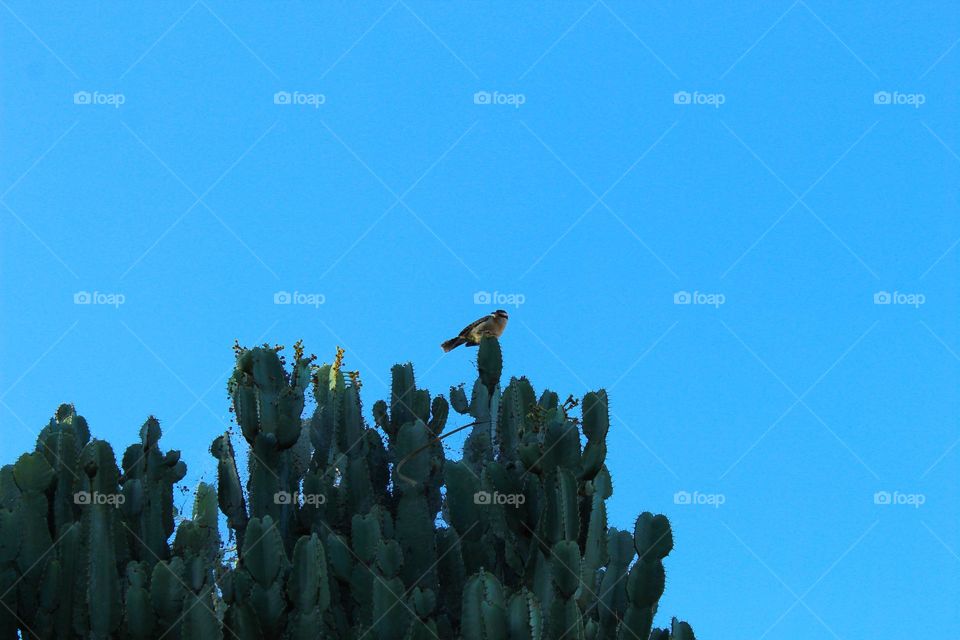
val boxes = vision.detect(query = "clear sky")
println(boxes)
[2,2,958,636]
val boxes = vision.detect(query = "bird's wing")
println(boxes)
[457,314,491,338]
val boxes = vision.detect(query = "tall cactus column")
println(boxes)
[228,345,313,548]
[618,513,674,640]
[79,440,126,638]
[119,417,187,563]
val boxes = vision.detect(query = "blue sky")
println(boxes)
[2,1,958,636]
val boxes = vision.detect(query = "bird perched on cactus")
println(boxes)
[441,309,509,351]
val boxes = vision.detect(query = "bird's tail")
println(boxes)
[441,337,466,352]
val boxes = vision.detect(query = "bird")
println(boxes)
[441,309,509,352]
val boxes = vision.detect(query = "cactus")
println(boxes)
[370,539,409,640]
[36,404,87,531]
[507,587,543,640]
[617,513,674,640]
[228,345,313,549]
[211,433,248,550]
[80,440,125,638]
[461,569,507,640]
[0,338,696,638]
[286,533,331,639]
[549,540,583,639]
[124,561,155,639]
[120,417,187,562]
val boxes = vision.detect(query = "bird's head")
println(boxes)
[493,309,509,320]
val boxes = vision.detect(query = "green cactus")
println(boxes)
[124,561,155,640]
[150,556,187,636]
[228,345,313,550]
[617,513,674,640]
[211,433,248,550]
[507,587,543,640]
[449,384,470,415]
[670,618,696,639]
[406,585,440,640]
[549,540,583,639]
[579,391,609,482]
[598,529,635,638]
[578,468,610,611]
[0,566,17,638]
[171,485,224,640]
[286,533,331,639]
[230,346,311,449]
[36,404,87,531]
[499,377,536,461]
[461,569,507,640]
[478,336,503,394]
[0,338,696,638]
[231,515,290,638]
[120,417,187,563]
[370,539,409,640]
